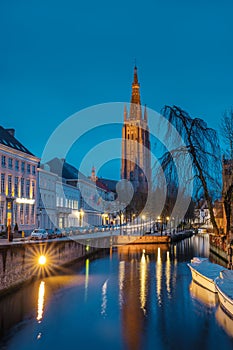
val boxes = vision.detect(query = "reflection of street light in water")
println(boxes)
[156,247,162,305]
[37,281,45,322]
[84,258,89,301]
[140,249,147,314]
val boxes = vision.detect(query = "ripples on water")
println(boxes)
[0,235,233,350]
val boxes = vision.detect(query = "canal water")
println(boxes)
[1,235,233,350]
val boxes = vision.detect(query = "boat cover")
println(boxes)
[189,260,224,280]
[216,270,233,300]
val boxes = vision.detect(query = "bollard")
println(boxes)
[22,231,25,238]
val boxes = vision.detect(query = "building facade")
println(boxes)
[0,127,39,234]
[121,66,151,191]
[37,167,58,229]
[39,158,115,229]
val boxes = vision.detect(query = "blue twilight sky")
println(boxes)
[0,0,233,180]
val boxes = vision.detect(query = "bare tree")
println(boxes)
[224,183,233,234]
[222,158,233,234]
[220,109,233,234]
[220,109,233,159]
[156,105,221,234]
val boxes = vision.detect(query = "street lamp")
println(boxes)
[166,216,170,235]
[141,215,146,235]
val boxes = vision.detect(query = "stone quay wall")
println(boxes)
[209,233,233,268]
[0,239,100,296]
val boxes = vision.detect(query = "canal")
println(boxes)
[0,235,233,350]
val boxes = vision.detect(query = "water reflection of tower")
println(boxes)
[118,246,149,350]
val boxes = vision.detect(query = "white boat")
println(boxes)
[188,257,225,293]
[215,270,233,318]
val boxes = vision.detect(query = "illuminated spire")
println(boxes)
[130,65,142,119]
[144,104,147,122]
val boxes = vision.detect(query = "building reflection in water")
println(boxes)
[118,245,148,350]
[166,251,171,297]
[140,249,148,314]
[37,281,45,322]
[189,280,218,307]
[117,245,170,350]
[156,247,162,306]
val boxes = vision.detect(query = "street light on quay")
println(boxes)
[141,215,146,235]
[166,216,170,235]
[38,255,46,266]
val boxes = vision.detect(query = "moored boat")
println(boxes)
[215,270,233,318]
[188,257,225,293]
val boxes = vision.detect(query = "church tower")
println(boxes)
[121,66,151,191]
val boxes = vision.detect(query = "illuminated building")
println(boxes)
[121,66,151,191]
[120,66,151,218]
[0,126,39,234]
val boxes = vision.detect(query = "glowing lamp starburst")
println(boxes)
[38,255,46,265]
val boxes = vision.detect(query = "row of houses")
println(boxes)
[0,126,116,234]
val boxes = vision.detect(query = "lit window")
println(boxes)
[32,181,35,198]
[20,204,24,224]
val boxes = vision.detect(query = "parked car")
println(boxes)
[30,229,48,240]
[53,228,63,238]
[46,229,55,239]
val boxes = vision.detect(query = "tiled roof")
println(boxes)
[97,178,118,193]
[0,126,34,156]
[46,158,86,180]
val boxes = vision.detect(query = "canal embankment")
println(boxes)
[209,233,233,268]
[0,229,196,296]
[0,239,103,297]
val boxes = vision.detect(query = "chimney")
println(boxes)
[6,128,15,137]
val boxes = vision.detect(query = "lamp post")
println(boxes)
[141,215,146,235]
[166,216,170,235]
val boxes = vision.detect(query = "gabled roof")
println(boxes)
[46,158,86,181]
[0,126,34,156]
[97,178,118,193]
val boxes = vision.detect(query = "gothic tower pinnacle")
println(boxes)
[121,65,151,190]
[129,65,142,120]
